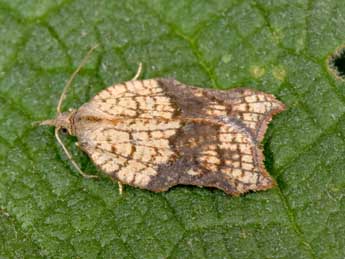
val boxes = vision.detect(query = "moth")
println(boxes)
[40,46,285,196]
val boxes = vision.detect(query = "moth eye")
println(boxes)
[61,127,68,134]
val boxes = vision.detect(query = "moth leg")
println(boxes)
[55,128,99,179]
[118,181,124,195]
[131,62,142,81]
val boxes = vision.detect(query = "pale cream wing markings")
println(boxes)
[156,79,284,141]
[190,118,274,194]
[77,118,181,189]
[216,120,273,193]
[223,89,283,140]
[73,78,280,194]
[90,79,175,119]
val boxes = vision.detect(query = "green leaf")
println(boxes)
[1,0,345,258]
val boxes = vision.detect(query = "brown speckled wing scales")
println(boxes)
[158,79,285,142]
[73,79,285,195]
[148,118,274,195]
[75,118,180,189]
[74,79,181,189]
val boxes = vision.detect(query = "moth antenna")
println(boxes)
[57,44,99,114]
[132,62,142,81]
[55,128,98,179]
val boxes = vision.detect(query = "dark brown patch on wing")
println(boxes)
[71,78,283,196]
[157,78,285,141]
[147,118,275,195]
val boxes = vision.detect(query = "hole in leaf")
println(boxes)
[328,46,345,79]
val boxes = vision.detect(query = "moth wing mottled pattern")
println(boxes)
[40,45,285,196]
[87,79,177,120]
[147,118,275,195]
[157,78,285,141]
[69,78,283,195]
[72,80,182,190]
[74,117,182,189]
[206,87,285,142]
[73,119,130,177]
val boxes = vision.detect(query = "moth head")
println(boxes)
[39,110,76,135]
